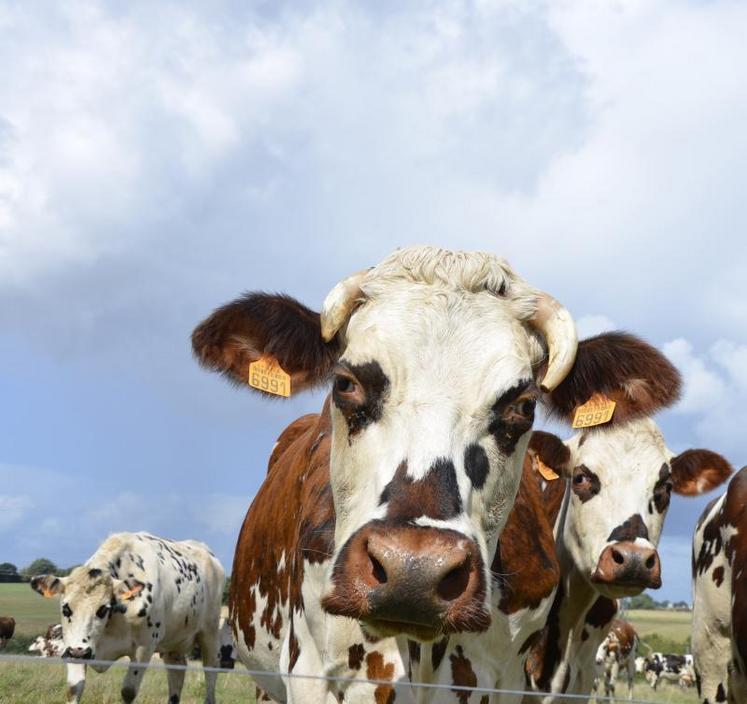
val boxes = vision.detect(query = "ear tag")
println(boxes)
[572,393,616,429]
[535,456,560,481]
[248,357,291,397]
[42,587,56,598]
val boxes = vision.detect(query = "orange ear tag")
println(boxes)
[572,393,616,429]
[536,456,560,481]
[248,358,291,397]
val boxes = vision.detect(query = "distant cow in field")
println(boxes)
[523,343,731,702]
[28,623,64,657]
[692,465,747,703]
[593,619,638,700]
[31,532,224,704]
[0,616,15,649]
[643,652,692,690]
[193,245,714,703]
[217,617,236,670]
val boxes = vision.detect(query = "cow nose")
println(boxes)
[62,646,93,660]
[322,523,490,637]
[591,541,661,590]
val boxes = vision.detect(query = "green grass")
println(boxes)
[0,583,59,638]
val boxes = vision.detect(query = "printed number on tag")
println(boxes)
[572,394,616,429]
[248,358,291,397]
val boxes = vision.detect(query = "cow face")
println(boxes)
[558,422,731,599]
[30,569,143,659]
[218,618,236,669]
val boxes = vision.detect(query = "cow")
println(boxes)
[523,339,732,702]
[0,616,15,649]
[692,465,747,704]
[28,623,64,657]
[592,619,638,701]
[642,652,692,690]
[192,245,708,703]
[218,617,237,670]
[30,532,224,704]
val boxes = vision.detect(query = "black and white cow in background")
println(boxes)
[643,652,693,690]
[31,532,224,704]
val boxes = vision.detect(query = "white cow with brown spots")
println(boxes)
[31,532,224,704]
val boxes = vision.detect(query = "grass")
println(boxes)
[0,583,60,638]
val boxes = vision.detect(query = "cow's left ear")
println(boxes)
[544,332,682,426]
[528,431,571,478]
[670,449,732,496]
[114,578,145,603]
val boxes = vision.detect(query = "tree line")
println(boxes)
[0,559,79,583]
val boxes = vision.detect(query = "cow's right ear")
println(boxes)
[191,293,340,396]
[30,575,65,598]
[528,431,571,479]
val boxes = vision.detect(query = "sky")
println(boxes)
[1,0,746,604]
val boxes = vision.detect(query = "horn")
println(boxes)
[529,292,578,392]
[320,269,370,341]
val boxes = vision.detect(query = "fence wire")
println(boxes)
[0,653,686,704]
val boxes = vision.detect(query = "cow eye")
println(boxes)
[517,398,536,416]
[334,376,356,394]
[96,605,109,619]
[62,604,72,618]
[573,473,586,485]
[332,372,363,405]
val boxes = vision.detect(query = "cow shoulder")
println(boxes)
[495,439,561,614]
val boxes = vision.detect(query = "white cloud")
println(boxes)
[575,314,616,339]
[0,494,33,530]
[193,495,249,536]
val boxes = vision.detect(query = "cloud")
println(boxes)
[0,494,33,530]
[575,314,616,339]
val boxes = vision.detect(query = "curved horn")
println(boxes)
[320,269,370,342]
[529,292,578,392]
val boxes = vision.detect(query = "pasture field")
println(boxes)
[625,608,692,643]
[0,583,59,640]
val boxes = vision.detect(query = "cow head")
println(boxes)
[541,333,733,598]
[31,568,143,659]
[192,247,671,641]
[218,618,237,669]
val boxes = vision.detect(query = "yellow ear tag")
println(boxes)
[536,456,560,481]
[572,393,616,429]
[248,357,291,397]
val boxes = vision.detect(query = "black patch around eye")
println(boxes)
[334,360,390,437]
[88,568,102,579]
[464,443,490,489]
[571,465,601,502]
[653,464,673,513]
[607,513,649,542]
[62,604,72,618]
[96,604,109,619]
[488,379,536,455]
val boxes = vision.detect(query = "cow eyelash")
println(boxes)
[334,376,357,394]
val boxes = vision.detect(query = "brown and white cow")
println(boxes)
[593,619,638,701]
[0,615,15,649]
[523,341,732,704]
[193,247,696,703]
[28,623,64,657]
[692,465,747,704]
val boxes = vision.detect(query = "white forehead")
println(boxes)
[568,418,672,486]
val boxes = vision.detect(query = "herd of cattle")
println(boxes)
[2,247,746,703]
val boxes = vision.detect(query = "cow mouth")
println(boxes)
[589,577,654,599]
[361,618,442,642]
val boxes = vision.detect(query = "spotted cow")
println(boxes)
[31,532,224,704]
[28,623,64,657]
[0,616,15,649]
[692,466,747,704]
[523,339,732,703]
[192,246,702,703]
[593,619,638,701]
[642,652,693,690]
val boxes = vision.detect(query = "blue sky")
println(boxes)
[2,0,746,603]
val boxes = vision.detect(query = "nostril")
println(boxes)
[611,549,625,565]
[645,554,657,570]
[369,554,387,585]
[436,558,471,602]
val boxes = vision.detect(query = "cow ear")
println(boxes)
[544,332,682,426]
[192,293,340,396]
[114,578,145,603]
[30,575,65,598]
[528,431,570,478]
[670,449,732,496]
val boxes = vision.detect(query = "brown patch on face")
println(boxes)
[450,645,477,703]
[545,332,682,426]
[571,465,600,502]
[494,447,560,614]
[365,651,396,704]
[229,404,334,657]
[652,464,673,513]
[348,643,365,671]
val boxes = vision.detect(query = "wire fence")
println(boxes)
[0,652,692,704]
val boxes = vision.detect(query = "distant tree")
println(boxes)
[223,576,231,606]
[20,558,60,577]
[0,562,18,575]
[628,593,658,610]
